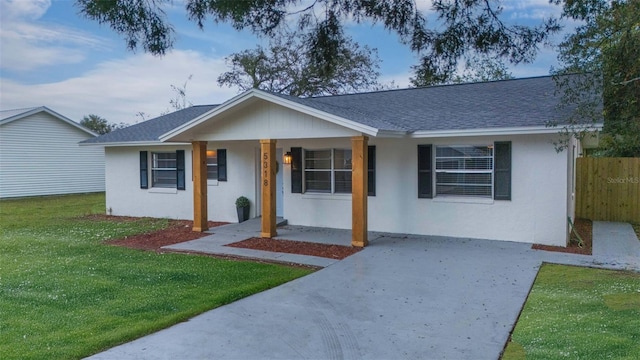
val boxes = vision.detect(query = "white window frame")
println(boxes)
[206,149,218,185]
[151,152,177,188]
[303,149,352,194]
[435,145,494,198]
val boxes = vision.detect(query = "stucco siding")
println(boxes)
[105,134,569,246]
[280,134,569,246]
[0,112,105,198]
[105,142,259,223]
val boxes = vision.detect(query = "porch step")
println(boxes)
[276,218,288,227]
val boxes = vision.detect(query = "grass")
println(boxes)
[633,223,640,241]
[503,263,640,359]
[0,193,313,359]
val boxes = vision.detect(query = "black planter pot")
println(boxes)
[236,206,250,223]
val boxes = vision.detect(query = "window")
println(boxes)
[418,143,511,200]
[206,150,218,180]
[304,149,352,193]
[152,152,177,188]
[435,145,493,197]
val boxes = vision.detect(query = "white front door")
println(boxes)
[276,148,284,217]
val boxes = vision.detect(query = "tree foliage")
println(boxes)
[217,31,380,96]
[80,114,126,135]
[412,53,514,86]
[75,0,560,86]
[551,0,639,157]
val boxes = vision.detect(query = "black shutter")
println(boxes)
[217,149,227,181]
[418,145,433,198]
[494,141,512,200]
[368,146,376,196]
[291,147,302,193]
[176,150,185,190]
[139,151,148,189]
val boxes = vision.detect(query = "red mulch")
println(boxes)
[531,218,593,255]
[99,216,228,251]
[226,237,362,260]
[94,215,359,260]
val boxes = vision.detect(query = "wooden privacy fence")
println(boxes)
[575,157,640,223]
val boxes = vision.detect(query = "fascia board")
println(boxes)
[79,141,191,147]
[410,124,604,138]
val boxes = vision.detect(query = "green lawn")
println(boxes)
[503,263,640,359]
[0,193,312,360]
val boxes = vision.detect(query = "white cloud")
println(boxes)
[0,50,239,124]
[0,0,109,71]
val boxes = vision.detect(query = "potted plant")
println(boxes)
[235,196,250,223]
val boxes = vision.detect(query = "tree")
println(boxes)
[550,0,640,157]
[75,0,560,88]
[217,31,381,96]
[80,114,126,135]
[412,53,514,86]
[169,75,193,111]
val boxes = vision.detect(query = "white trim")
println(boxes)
[148,188,178,194]
[410,124,604,138]
[159,89,379,142]
[1,106,98,137]
[80,141,192,147]
[433,196,495,205]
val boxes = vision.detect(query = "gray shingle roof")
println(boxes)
[84,75,592,145]
[81,105,217,144]
[284,75,578,132]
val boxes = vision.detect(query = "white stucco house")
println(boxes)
[0,106,105,198]
[82,75,600,247]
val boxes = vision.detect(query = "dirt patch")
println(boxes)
[226,237,362,260]
[532,218,592,255]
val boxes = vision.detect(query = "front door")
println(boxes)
[276,148,284,217]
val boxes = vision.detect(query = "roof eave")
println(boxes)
[79,141,192,147]
[410,124,604,138]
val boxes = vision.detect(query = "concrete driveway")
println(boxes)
[88,235,549,360]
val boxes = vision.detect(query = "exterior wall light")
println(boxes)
[283,151,292,165]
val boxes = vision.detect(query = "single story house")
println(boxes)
[0,106,105,198]
[81,75,601,247]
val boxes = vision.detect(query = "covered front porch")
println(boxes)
[190,136,371,247]
[159,90,379,247]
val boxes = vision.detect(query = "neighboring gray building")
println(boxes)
[0,106,105,198]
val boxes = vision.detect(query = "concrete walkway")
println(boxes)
[87,222,639,360]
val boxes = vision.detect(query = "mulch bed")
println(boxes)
[99,216,228,251]
[532,218,593,255]
[226,237,362,260]
[92,215,360,260]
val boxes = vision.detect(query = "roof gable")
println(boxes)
[0,106,98,137]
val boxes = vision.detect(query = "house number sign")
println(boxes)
[263,152,269,187]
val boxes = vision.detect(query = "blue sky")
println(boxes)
[0,0,570,125]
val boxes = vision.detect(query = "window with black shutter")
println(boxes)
[418,145,433,198]
[493,142,512,200]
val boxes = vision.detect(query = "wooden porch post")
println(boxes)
[192,141,208,232]
[352,135,368,247]
[260,139,277,238]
